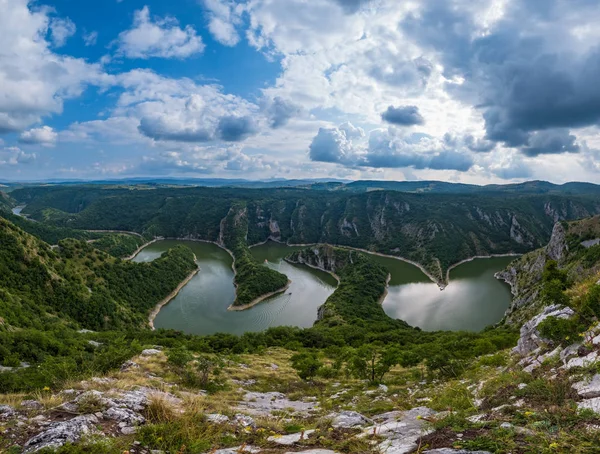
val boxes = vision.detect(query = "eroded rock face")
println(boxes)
[546,222,568,263]
[513,305,575,356]
[578,397,600,414]
[23,415,99,453]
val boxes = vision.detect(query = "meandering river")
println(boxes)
[132,240,514,334]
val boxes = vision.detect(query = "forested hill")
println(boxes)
[11,185,600,284]
[0,215,197,332]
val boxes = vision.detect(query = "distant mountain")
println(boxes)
[335,180,600,195]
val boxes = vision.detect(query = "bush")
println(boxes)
[537,316,582,345]
[291,352,323,380]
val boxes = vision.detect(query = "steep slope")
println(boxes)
[12,185,600,285]
[0,216,197,332]
[498,215,600,325]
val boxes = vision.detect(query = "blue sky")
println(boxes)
[0,0,599,183]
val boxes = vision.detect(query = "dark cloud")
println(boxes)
[264,97,301,129]
[332,0,369,14]
[369,56,433,88]
[463,135,496,153]
[309,126,474,171]
[138,117,212,142]
[216,116,259,142]
[401,0,600,156]
[521,130,580,157]
[381,105,424,126]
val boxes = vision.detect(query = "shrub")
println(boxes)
[537,316,582,345]
[291,352,323,380]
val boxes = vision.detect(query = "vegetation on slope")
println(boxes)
[287,245,393,324]
[221,204,289,307]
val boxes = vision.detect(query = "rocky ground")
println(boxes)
[3,316,600,454]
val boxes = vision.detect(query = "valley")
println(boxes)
[1,182,600,453]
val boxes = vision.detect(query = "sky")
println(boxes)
[0,0,599,183]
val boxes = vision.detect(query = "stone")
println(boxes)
[363,407,436,454]
[331,410,373,428]
[21,400,43,411]
[466,414,487,423]
[141,349,162,356]
[422,450,491,454]
[121,360,140,372]
[578,397,600,414]
[88,340,102,348]
[379,384,389,392]
[233,414,256,428]
[206,413,230,424]
[563,351,598,370]
[103,407,145,425]
[573,374,600,398]
[285,451,339,454]
[270,363,279,370]
[121,426,138,435]
[500,422,513,429]
[513,305,574,357]
[208,446,261,454]
[23,415,99,453]
[517,383,527,390]
[268,429,315,445]
[0,404,16,418]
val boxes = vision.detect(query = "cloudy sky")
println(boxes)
[0,0,599,183]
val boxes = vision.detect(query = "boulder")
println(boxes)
[578,397,600,414]
[563,351,598,370]
[423,450,491,454]
[120,360,140,372]
[103,407,145,425]
[207,446,261,454]
[331,410,372,428]
[206,413,230,424]
[21,400,43,411]
[364,407,436,454]
[238,391,317,417]
[23,415,99,453]
[141,349,162,356]
[573,374,600,398]
[268,429,315,445]
[0,404,16,418]
[513,305,574,356]
[233,414,256,428]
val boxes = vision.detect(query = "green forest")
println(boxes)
[11,185,600,283]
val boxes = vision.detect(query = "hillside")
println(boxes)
[10,185,600,285]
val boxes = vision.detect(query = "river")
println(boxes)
[133,240,515,334]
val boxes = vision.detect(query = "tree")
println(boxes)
[291,352,323,380]
[347,344,399,384]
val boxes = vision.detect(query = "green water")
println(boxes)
[133,240,336,335]
[133,240,515,334]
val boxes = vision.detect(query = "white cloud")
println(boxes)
[83,30,98,46]
[0,0,111,133]
[0,147,36,166]
[49,17,76,47]
[203,0,244,46]
[19,126,58,146]
[115,6,205,59]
